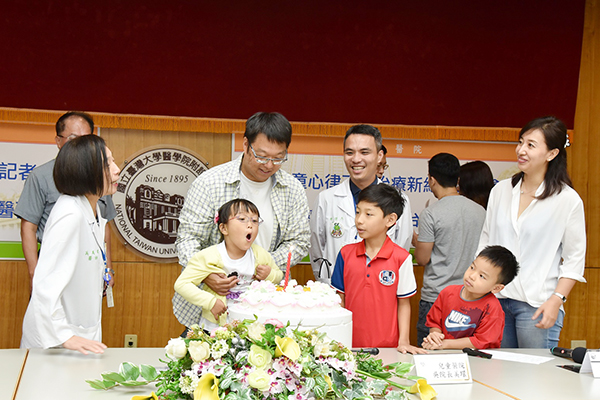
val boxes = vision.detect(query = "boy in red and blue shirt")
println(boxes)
[331,184,424,353]
[423,245,519,349]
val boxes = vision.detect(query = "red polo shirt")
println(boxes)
[331,237,416,348]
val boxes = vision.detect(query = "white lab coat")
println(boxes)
[21,195,106,349]
[309,179,413,284]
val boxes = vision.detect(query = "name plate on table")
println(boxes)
[580,350,600,377]
[413,353,472,384]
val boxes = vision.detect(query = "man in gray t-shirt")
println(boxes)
[15,111,116,289]
[412,153,486,346]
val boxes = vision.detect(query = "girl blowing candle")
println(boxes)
[174,199,283,332]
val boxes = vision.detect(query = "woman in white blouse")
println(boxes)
[478,116,586,348]
[21,135,120,354]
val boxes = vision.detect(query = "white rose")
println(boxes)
[313,341,333,357]
[247,321,266,341]
[165,337,188,360]
[248,369,271,391]
[188,340,211,362]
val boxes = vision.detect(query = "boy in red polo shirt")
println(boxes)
[331,184,424,353]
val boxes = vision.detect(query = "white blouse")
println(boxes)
[478,179,586,308]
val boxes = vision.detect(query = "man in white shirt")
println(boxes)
[309,124,413,284]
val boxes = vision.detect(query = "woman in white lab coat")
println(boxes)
[21,135,120,354]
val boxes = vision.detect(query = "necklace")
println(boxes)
[520,182,539,195]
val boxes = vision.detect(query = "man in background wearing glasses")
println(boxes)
[15,111,116,290]
[173,112,310,334]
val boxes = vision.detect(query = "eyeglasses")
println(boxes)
[378,163,389,170]
[249,144,287,165]
[230,215,263,226]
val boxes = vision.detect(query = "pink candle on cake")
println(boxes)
[284,246,294,288]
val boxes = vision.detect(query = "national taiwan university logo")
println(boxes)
[111,146,209,262]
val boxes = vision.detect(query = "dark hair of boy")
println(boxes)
[53,135,108,197]
[343,124,383,152]
[55,111,94,136]
[217,198,260,226]
[477,245,520,285]
[244,112,292,148]
[428,152,460,188]
[357,183,405,221]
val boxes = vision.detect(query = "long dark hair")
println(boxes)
[459,161,495,209]
[511,116,572,200]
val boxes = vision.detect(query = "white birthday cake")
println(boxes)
[228,279,353,347]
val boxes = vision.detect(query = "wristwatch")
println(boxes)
[553,292,567,303]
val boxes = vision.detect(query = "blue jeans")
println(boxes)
[499,298,564,349]
[417,300,434,347]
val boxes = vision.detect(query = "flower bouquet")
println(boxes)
[87,318,436,400]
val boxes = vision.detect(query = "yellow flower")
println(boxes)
[248,344,273,369]
[409,379,437,400]
[194,373,220,400]
[274,336,301,361]
[131,393,158,400]
[248,369,271,391]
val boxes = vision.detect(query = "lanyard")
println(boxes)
[90,218,114,307]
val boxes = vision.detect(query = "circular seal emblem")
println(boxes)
[379,270,396,286]
[111,145,209,262]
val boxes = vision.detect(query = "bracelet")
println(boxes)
[105,268,115,275]
[553,292,567,303]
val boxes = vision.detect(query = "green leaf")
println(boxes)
[390,362,413,377]
[139,364,160,381]
[304,377,315,392]
[120,380,149,387]
[366,379,388,395]
[86,379,108,390]
[102,380,118,389]
[101,372,126,383]
[119,362,140,381]
[404,375,425,381]
[384,389,408,400]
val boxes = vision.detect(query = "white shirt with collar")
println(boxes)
[477,178,586,308]
[309,178,413,284]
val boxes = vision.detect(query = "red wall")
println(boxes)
[0,1,584,128]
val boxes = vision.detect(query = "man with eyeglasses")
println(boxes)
[15,111,117,290]
[173,112,310,334]
[377,145,389,179]
[309,124,413,284]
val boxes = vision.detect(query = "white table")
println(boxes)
[11,347,600,399]
[15,348,165,400]
[467,348,600,400]
[0,349,27,400]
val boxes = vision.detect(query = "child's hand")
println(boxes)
[422,332,445,350]
[254,264,272,281]
[397,340,428,354]
[210,299,227,320]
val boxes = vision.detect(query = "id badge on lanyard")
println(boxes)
[91,220,114,308]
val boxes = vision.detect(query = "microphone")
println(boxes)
[352,348,380,355]
[550,347,587,363]
[462,348,492,359]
